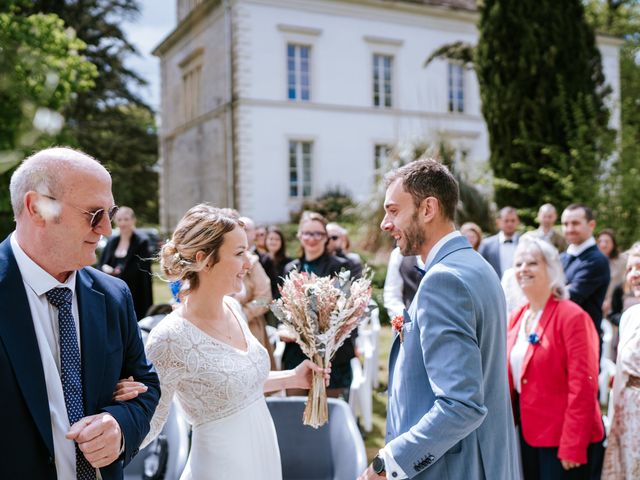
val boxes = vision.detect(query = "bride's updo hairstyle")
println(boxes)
[159,204,244,296]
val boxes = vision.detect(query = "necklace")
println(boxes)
[524,309,540,335]
[209,316,233,340]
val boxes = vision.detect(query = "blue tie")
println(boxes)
[46,287,96,480]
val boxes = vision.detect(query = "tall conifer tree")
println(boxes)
[476,0,615,222]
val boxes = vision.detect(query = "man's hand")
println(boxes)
[358,465,385,479]
[66,413,122,468]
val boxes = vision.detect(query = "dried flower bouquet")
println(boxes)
[271,269,372,428]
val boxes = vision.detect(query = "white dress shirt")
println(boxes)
[383,247,424,319]
[510,309,542,393]
[566,236,596,257]
[380,230,462,479]
[10,233,88,480]
[498,231,517,274]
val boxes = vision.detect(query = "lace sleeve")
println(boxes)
[140,326,183,449]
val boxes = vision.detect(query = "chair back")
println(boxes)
[267,397,367,480]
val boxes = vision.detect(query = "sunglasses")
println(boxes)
[300,231,326,240]
[42,194,119,229]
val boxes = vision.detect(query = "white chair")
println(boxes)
[601,318,615,362]
[598,357,616,406]
[349,357,373,432]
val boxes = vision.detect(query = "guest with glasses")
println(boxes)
[0,147,159,479]
[281,211,356,399]
[98,206,154,320]
[326,222,363,279]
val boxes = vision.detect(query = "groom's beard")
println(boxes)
[399,212,425,256]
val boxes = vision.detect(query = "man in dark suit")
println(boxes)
[560,204,610,336]
[0,147,160,479]
[479,206,521,278]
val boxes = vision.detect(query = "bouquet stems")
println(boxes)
[302,354,328,428]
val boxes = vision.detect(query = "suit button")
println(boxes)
[522,379,528,385]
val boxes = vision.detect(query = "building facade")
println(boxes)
[154,0,621,229]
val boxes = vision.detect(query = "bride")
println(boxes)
[114,204,328,479]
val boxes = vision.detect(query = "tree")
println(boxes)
[0,0,97,236]
[23,0,160,225]
[475,0,615,224]
[584,0,640,247]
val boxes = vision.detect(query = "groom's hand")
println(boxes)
[67,412,122,468]
[358,465,385,479]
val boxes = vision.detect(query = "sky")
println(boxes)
[121,0,177,111]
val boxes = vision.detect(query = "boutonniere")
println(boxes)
[392,315,404,343]
[528,332,540,345]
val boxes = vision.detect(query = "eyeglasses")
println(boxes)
[42,194,119,229]
[329,235,340,241]
[300,231,326,240]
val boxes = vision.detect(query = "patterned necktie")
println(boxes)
[46,287,96,480]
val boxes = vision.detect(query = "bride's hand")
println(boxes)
[291,360,331,389]
[112,376,148,401]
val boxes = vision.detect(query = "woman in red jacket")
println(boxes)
[507,236,604,480]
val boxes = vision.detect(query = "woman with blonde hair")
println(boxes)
[115,204,327,479]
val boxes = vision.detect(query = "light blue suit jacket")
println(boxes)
[386,236,520,479]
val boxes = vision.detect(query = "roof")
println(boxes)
[394,0,477,11]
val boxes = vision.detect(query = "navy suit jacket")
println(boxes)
[0,236,160,479]
[479,232,520,278]
[561,244,610,334]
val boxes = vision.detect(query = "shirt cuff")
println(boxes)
[380,446,408,479]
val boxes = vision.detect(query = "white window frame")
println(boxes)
[372,54,394,108]
[287,44,311,101]
[448,62,465,113]
[278,24,321,102]
[288,140,313,199]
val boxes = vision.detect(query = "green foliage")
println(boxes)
[358,139,493,253]
[0,2,97,236]
[290,187,356,223]
[475,0,615,223]
[585,0,640,247]
[24,0,160,226]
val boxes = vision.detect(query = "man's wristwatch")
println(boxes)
[372,454,386,476]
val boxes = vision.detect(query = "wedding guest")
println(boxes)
[508,236,603,480]
[0,147,159,479]
[115,204,327,479]
[480,206,521,278]
[283,211,356,399]
[98,206,154,319]
[460,221,483,251]
[263,226,292,300]
[234,214,274,368]
[254,224,268,255]
[528,204,568,252]
[326,222,364,278]
[597,229,627,317]
[602,243,640,479]
[561,204,610,338]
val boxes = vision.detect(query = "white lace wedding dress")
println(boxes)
[143,297,282,479]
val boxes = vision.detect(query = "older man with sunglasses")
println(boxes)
[0,147,160,479]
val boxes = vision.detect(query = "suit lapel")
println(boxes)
[76,269,107,415]
[520,297,558,378]
[0,238,54,455]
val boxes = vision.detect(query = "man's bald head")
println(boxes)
[10,147,109,219]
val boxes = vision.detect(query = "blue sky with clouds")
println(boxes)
[122,0,176,111]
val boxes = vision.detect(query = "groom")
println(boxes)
[359,159,520,479]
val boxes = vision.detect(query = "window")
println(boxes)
[448,62,464,113]
[373,54,393,108]
[374,144,391,180]
[182,65,202,123]
[289,141,312,198]
[287,44,310,101]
